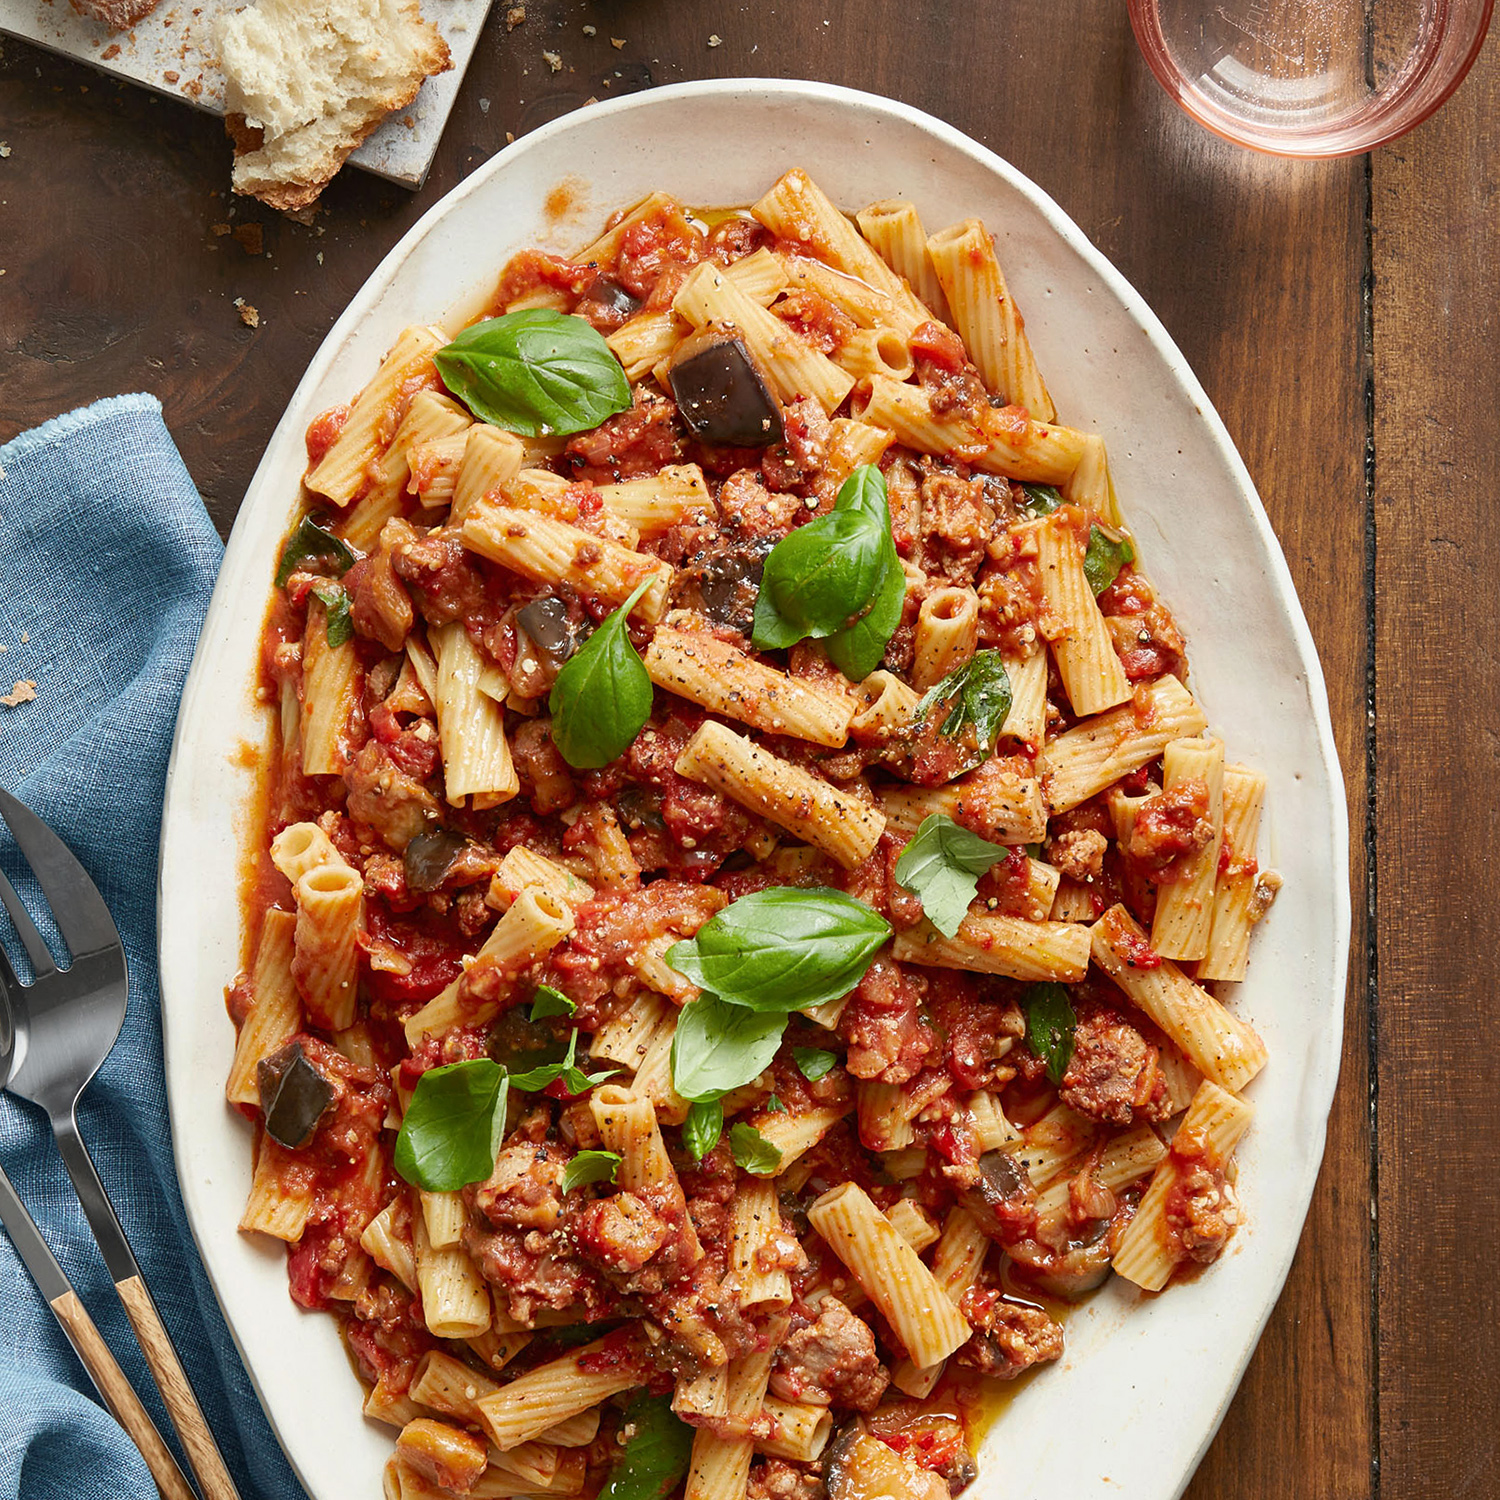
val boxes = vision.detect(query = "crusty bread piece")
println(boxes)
[216,0,451,212]
[69,0,164,29]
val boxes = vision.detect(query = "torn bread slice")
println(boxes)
[217,0,452,212]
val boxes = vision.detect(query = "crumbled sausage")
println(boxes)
[770,1297,889,1411]
[955,1287,1064,1377]
[1047,828,1108,881]
[1059,1000,1171,1127]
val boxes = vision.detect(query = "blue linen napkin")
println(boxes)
[0,396,304,1500]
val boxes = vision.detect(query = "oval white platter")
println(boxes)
[158,78,1350,1500]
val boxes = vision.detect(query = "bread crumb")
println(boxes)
[505,131,515,143]
[212,221,232,236]
[708,34,722,46]
[0,143,10,159]
[1,681,37,708]
[505,5,524,27]
[19,633,28,645]
[478,96,490,113]
[100,42,121,58]
[582,23,594,34]
[164,68,179,82]
[542,50,561,71]
[610,36,624,48]
[233,222,264,254]
[234,297,260,327]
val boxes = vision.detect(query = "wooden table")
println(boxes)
[2,4,1494,1495]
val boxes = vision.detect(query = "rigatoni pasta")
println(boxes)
[233,168,1280,1500]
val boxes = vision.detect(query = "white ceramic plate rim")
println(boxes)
[159,77,1350,1500]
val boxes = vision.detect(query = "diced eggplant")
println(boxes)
[958,1148,1036,1240]
[581,274,643,322]
[825,1426,946,1500]
[515,596,579,662]
[404,826,469,892]
[258,1040,336,1150]
[668,331,784,447]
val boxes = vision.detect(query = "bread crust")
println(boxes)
[222,0,451,212]
[69,0,164,28]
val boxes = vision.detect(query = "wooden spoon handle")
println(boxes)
[116,1274,242,1500]
[48,1288,197,1500]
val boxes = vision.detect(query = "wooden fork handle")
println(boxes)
[116,1274,242,1500]
[48,1288,197,1500]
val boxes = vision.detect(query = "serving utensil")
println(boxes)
[0,787,240,1500]
[0,991,195,1500]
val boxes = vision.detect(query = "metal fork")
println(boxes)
[0,788,241,1500]
[0,990,195,1500]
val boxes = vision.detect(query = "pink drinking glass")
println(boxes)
[1128,0,1494,156]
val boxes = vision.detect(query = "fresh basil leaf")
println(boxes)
[394,1060,508,1191]
[310,584,354,648]
[1083,525,1135,595]
[823,531,904,681]
[436,310,632,438]
[764,1094,787,1114]
[792,1047,838,1082]
[915,649,1013,752]
[682,1098,724,1161]
[752,466,901,671]
[1021,982,1077,1085]
[894,813,1008,938]
[729,1122,783,1176]
[549,579,654,769]
[600,1394,693,1500]
[508,1029,616,1096]
[666,887,891,1014]
[562,1149,623,1193]
[671,995,789,1101]
[529,985,577,1021]
[1020,483,1064,516]
[276,514,355,589]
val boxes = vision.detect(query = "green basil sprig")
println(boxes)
[549,579,654,769]
[915,649,1013,753]
[599,1394,694,1500]
[529,985,577,1021]
[276,513,354,588]
[562,1149,623,1193]
[792,1047,838,1082]
[1021,982,1078,1084]
[671,996,789,1102]
[681,1099,724,1161]
[394,1060,509,1192]
[394,1034,614,1191]
[729,1123,783,1176]
[894,813,1008,938]
[667,887,891,1014]
[310,584,354,648]
[506,1029,617,1096]
[751,465,904,680]
[1083,524,1135,595]
[436,310,632,437]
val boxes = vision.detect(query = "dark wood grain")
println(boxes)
[1372,38,1500,1500]
[0,3,1393,1495]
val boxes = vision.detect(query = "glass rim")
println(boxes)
[1127,0,1495,158]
